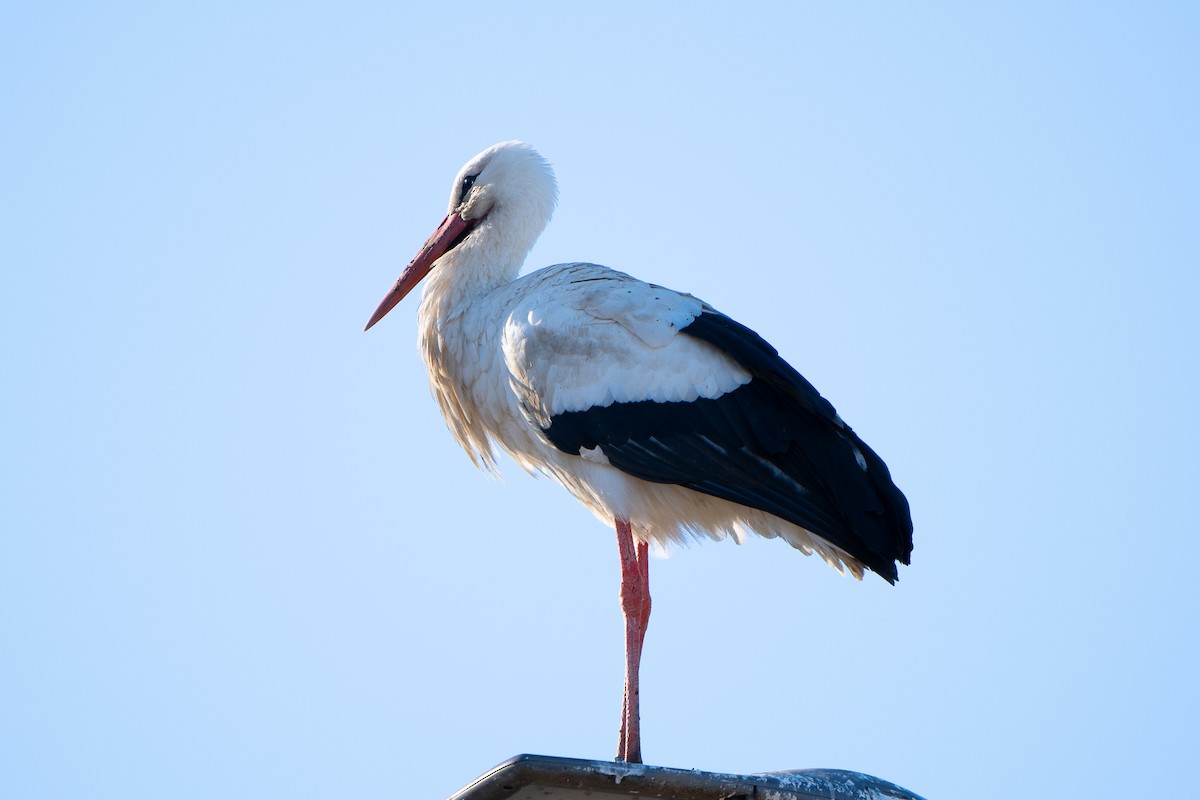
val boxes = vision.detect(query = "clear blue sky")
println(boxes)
[3,3,1197,798]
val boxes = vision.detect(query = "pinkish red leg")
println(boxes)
[615,517,651,764]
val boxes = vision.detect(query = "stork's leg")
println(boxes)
[615,517,651,763]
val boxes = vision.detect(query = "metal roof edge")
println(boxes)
[447,753,926,800]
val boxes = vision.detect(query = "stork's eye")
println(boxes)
[459,174,478,205]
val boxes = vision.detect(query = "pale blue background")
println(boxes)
[3,3,1197,798]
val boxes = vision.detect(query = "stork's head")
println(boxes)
[365,141,558,330]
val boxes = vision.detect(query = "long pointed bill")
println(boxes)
[364,212,473,331]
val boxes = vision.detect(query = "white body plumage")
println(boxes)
[419,256,861,575]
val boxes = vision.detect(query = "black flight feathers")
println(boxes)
[542,311,913,582]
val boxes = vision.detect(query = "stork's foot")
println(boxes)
[615,517,650,763]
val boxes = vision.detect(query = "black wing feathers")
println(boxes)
[543,310,913,582]
[683,312,840,425]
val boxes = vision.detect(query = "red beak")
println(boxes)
[364,212,473,331]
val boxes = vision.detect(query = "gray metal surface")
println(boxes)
[448,754,926,800]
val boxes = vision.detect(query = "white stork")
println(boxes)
[365,142,913,764]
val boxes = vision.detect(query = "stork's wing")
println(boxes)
[503,266,912,581]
